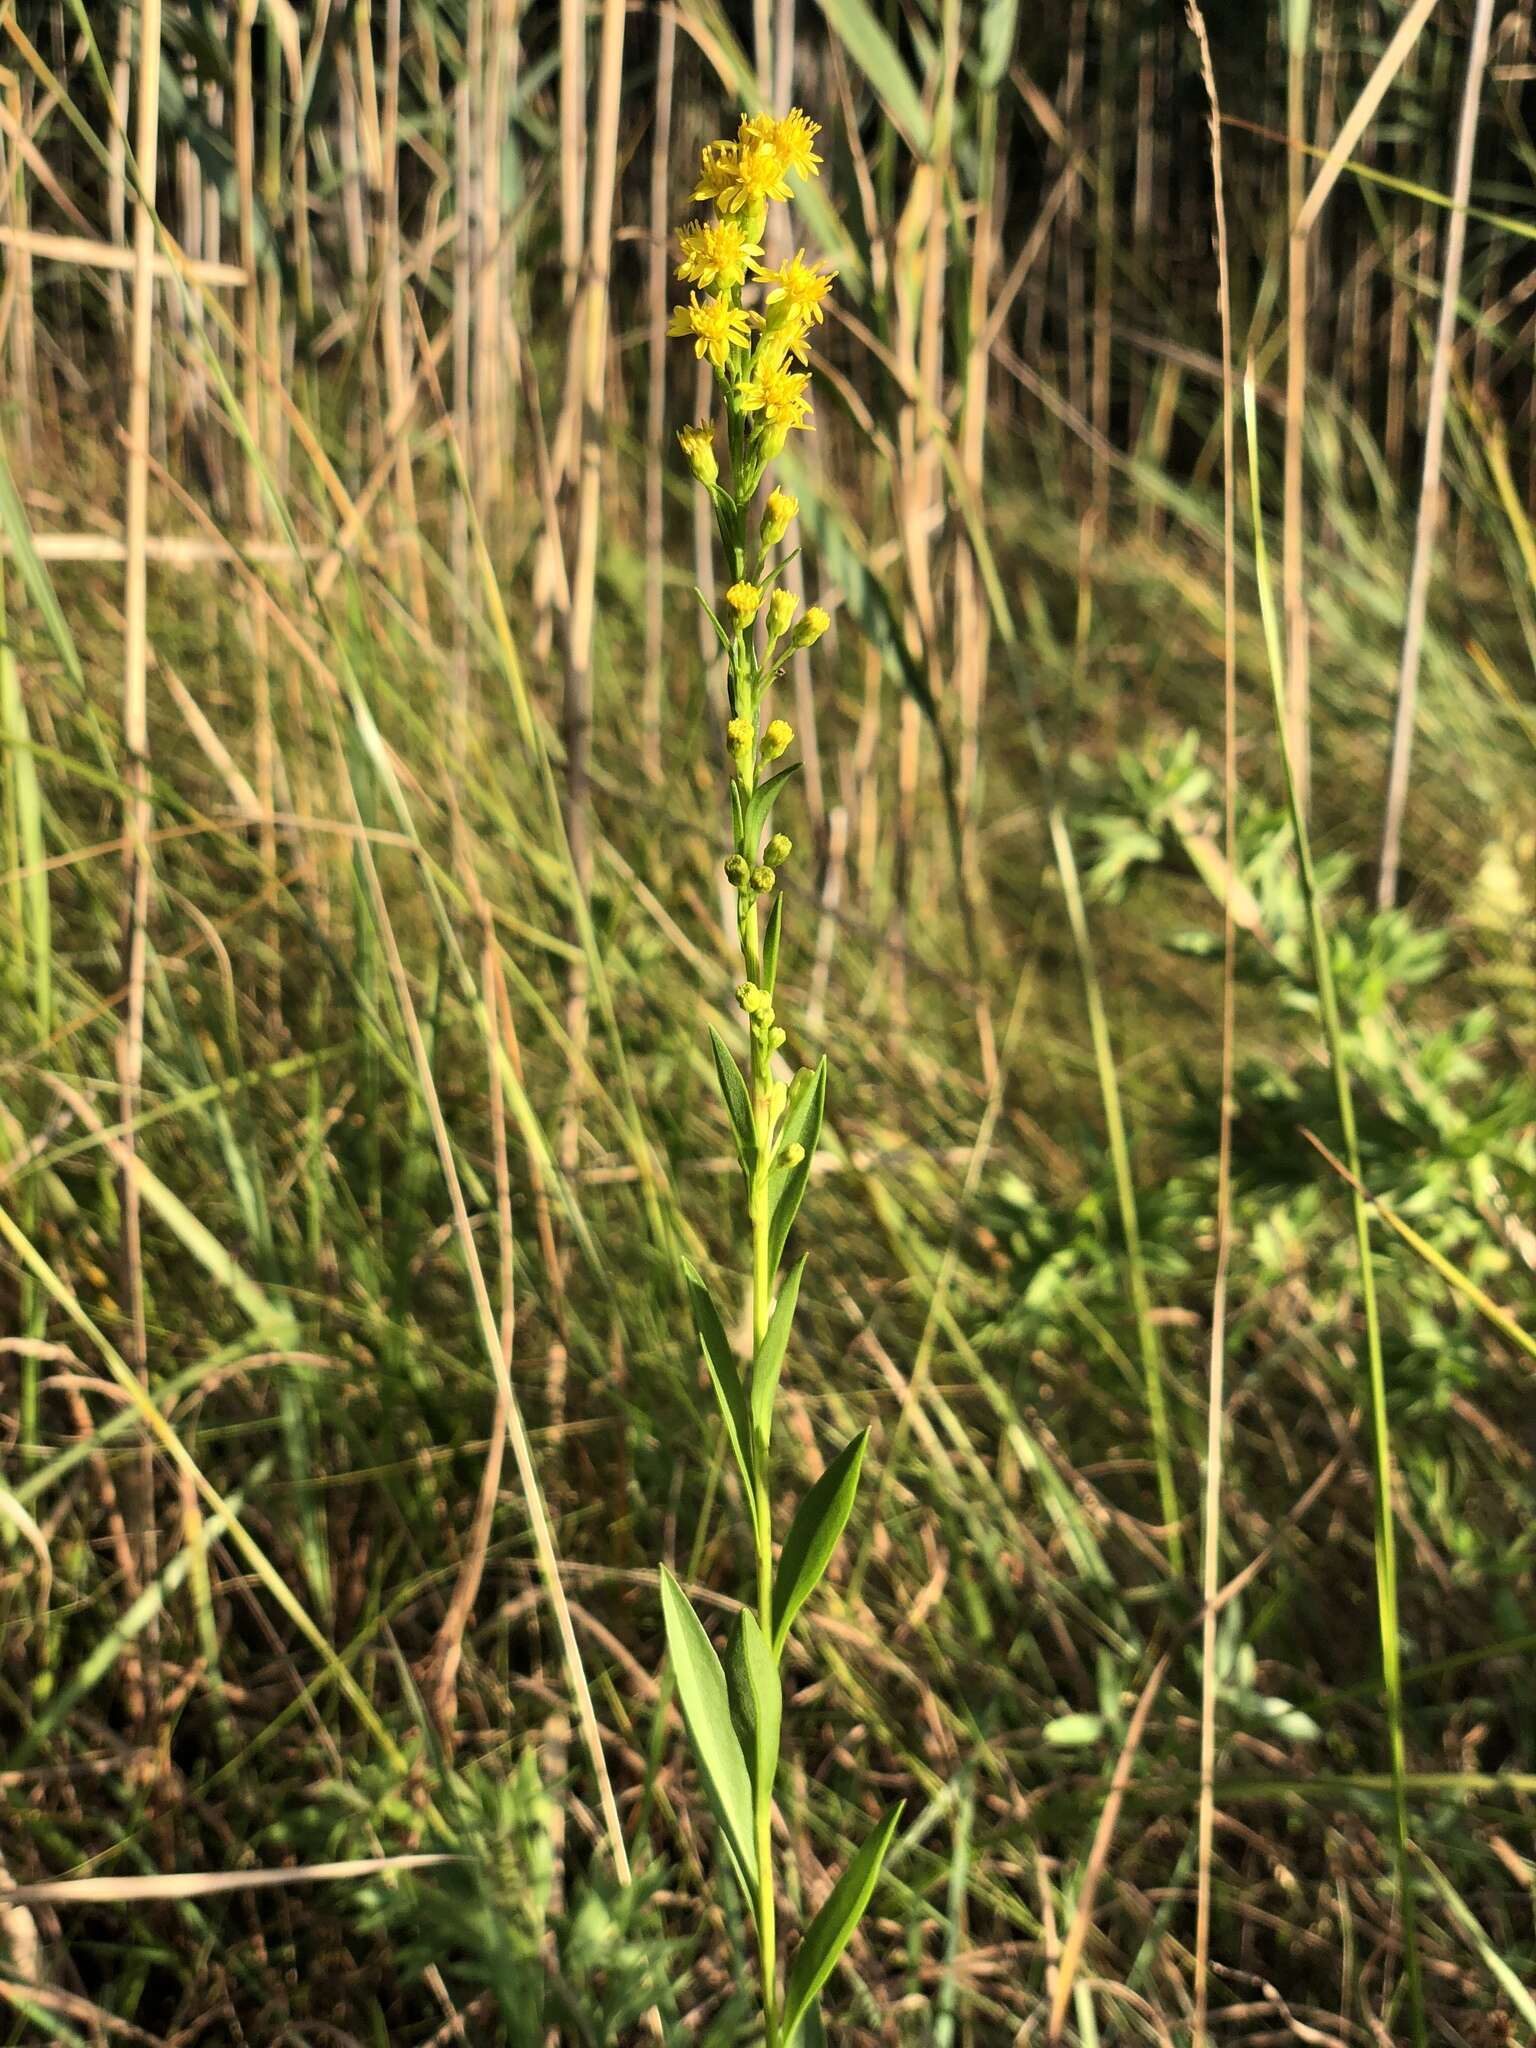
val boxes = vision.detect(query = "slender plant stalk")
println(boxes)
[120,0,162,1697]
[1244,364,1424,2048]
[1282,0,1312,816]
[559,0,627,1180]
[1377,0,1497,908]
[1185,8,1238,2039]
[658,108,901,2046]
[1049,806,1183,1579]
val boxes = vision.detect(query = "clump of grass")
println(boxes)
[658,108,899,2046]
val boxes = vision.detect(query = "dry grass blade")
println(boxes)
[1046,1652,1172,2041]
[2,1855,458,1906]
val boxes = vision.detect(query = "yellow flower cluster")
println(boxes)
[668,109,834,451]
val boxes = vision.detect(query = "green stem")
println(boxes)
[722,476,782,2048]
[751,1144,779,2047]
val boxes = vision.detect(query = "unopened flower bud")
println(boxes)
[677,422,718,486]
[727,716,753,757]
[782,1142,805,1169]
[791,605,830,649]
[767,587,797,640]
[751,864,776,894]
[736,980,766,1014]
[769,1026,787,1050]
[764,833,792,867]
[724,853,751,887]
[761,718,794,761]
[761,487,798,549]
[725,580,763,627]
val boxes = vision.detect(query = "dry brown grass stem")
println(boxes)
[118,0,162,1690]
[641,8,677,783]
[1185,5,1238,2039]
[0,222,246,282]
[559,0,628,1180]
[1378,0,1497,907]
[1047,1651,1173,2041]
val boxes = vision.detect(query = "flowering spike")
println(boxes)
[661,110,878,2047]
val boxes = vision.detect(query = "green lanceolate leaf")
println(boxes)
[772,1429,869,1654]
[683,1260,756,1515]
[659,1567,758,1898]
[745,763,802,851]
[694,586,732,654]
[788,2002,827,2047]
[710,1027,756,1181]
[769,1058,827,1270]
[979,0,1019,89]
[724,1608,781,1809]
[762,892,784,992]
[812,0,931,155]
[751,1254,806,1447]
[780,1801,905,2039]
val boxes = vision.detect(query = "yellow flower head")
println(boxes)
[740,356,814,434]
[694,140,741,206]
[771,108,823,180]
[696,136,792,215]
[675,217,763,290]
[739,109,823,182]
[791,605,830,649]
[761,487,798,548]
[725,580,763,626]
[761,718,795,761]
[757,320,811,370]
[755,249,836,328]
[667,292,754,369]
[767,587,797,640]
[676,421,718,485]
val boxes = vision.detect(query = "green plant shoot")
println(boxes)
[657,108,900,2047]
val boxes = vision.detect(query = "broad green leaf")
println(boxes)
[725,1609,781,1810]
[772,1429,868,1654]
[813,0,931,155]
[781,1802,904,2039]
[683,1260,756,1513]
[709,1027,756,1181]
[660,1567,757,1897]
[751,1255,806,1446]
[769,1058,827,1270]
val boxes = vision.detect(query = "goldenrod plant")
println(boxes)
[658,111,901,2048]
